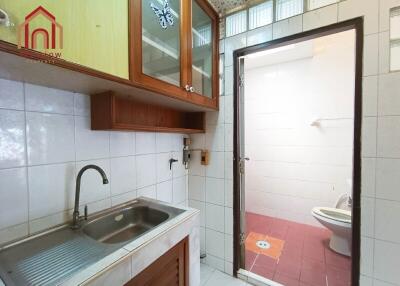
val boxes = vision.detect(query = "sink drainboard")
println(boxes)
[0,232,118,286]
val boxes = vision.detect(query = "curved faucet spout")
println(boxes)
[71,165,109,229]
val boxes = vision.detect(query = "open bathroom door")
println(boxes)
[236,56,247,270]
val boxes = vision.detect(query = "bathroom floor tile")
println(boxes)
[250,264,275,280]
[273,273,300,286]
[245,212,351,286]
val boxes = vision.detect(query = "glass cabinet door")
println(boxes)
[191,0,214,98]
[141,0,181,86]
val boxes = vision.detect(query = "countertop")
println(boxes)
[0,198,200,286]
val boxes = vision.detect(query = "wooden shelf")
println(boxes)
[91,92,205,134]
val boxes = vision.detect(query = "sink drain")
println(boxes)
[256,240,271,249]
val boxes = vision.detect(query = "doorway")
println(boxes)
[233,19,363,286]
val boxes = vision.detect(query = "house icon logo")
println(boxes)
[17,6,63,51]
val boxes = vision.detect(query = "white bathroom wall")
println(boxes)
[0,79,188,245]
[244,31,355,226]
[189,0,400,284]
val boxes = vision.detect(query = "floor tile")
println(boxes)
[274,273,300,286]
[245,213,351,286]
[204,268,248,286]
[250,264,275,280]
[253,254,278,271]
[245,251,257,269]
[201,263,216,286]
[276,257,301,280]
[326,265,351,286]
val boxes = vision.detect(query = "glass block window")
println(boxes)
[249,1,273,30]
[308,0,338,10]
[225,10,247,37]
[193,25,212,47]
[276,0,304,21]
[390,7,400,71]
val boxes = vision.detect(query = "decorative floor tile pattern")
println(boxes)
[245,232,285,259]
[245,212,351,286]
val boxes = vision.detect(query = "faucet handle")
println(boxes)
[84,205,88,220]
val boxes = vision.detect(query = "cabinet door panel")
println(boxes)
[125,237,188,286]
[72,0,129,79]
[141,0,181,86]
[0,0,129,79]
[191,0,213,98]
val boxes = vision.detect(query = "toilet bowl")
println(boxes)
[311,207,352,256]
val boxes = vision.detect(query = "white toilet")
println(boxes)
[311,207,352,256]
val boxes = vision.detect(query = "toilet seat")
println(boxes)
[311,207,352,256]
[312,207,351,226]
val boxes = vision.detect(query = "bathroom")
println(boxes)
[1,0,400,286]
[241,29,356,285]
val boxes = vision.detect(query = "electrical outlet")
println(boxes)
[201,150,209,165]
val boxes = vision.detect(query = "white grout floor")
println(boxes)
[200,263,250,286]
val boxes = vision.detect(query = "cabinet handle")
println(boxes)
[189,86,195,93]
[185,85,191,92]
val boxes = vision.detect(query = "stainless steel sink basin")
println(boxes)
[82,206,170,244]
[0,198,185,286]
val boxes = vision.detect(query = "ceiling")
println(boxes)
[207,0,249,15]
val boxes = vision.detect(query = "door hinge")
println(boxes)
[239,74,244,87]
[239,160,245,175]
[240,232,246,245]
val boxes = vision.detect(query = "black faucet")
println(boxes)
[71,165,109,229]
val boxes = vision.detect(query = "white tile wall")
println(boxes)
[189,1,400,283]
[243,30,355,226]
[0,109,26,168]
[0,81,188,245]
[0,79,24,110]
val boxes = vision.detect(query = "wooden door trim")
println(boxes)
[232,18,364,286]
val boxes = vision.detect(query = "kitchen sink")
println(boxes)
[83,206,171,244]
[0,198,185,286]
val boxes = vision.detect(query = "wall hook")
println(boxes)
[169,158,178,170]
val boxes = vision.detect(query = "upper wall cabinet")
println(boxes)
[130,0,219,110]
[0,0,129,79]
[0,0,218,111]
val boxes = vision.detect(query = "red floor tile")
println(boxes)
[251,264,275,280]
[302,257,326,273]
[246,212,272,234]
[254,254,278,271]
[326,266,351,286]
[276,258,301,280]
[325,248,351,270]
[245,213,350,286]
[300,269,327,286]
[283,241,303,258]
[245,250,257,270]
[303,242,325,262]
[274,273,300,286]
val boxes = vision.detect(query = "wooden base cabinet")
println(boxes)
[125,237,189,286]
